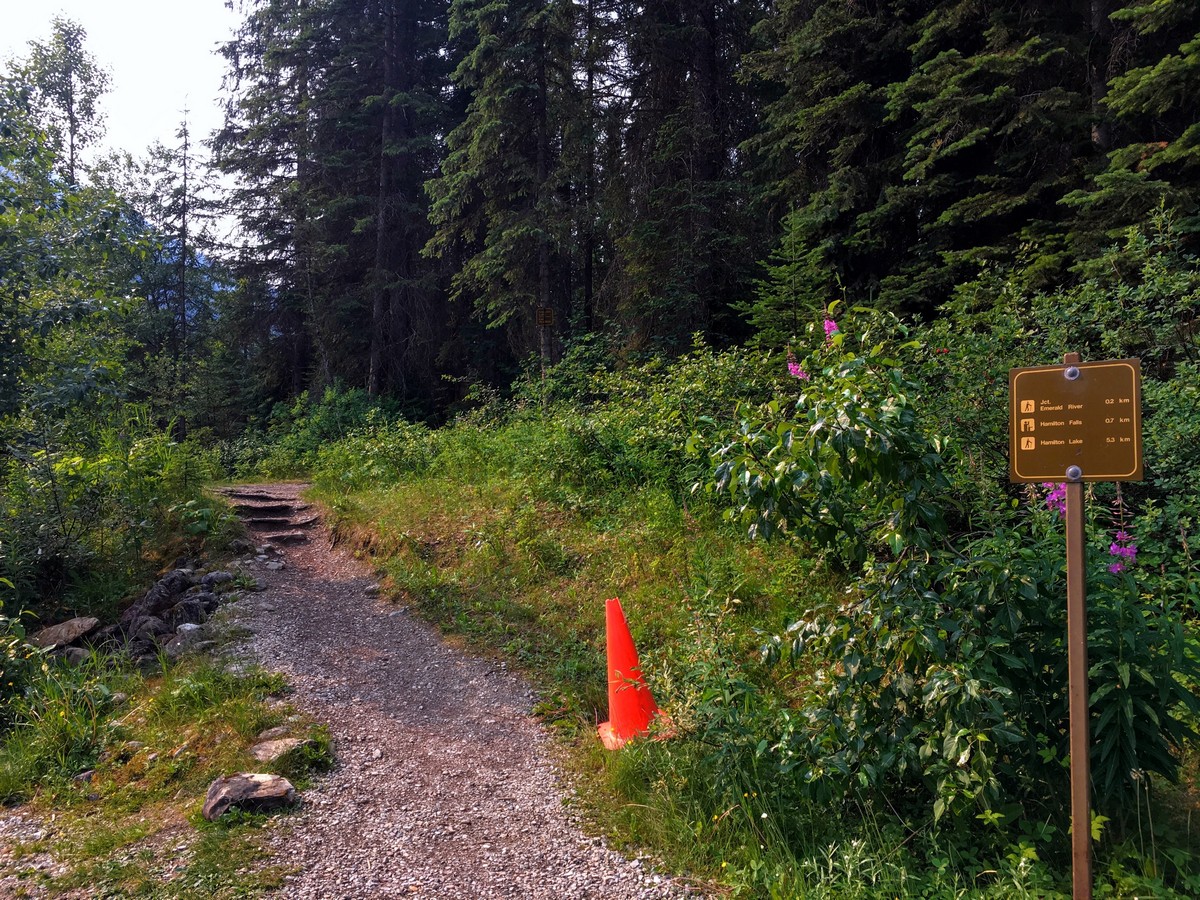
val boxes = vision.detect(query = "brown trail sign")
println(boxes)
[1009,354,1143,900]
[1009,358,1142,483]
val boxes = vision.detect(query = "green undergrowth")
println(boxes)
[254,231,1200,896]
[318,461,1200,897]
[299,330,1200,897]
[0,653,333,898]
[318,473,1099,898]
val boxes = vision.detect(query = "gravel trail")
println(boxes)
[225,483,703,900]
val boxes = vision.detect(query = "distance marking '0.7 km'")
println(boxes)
[1009,358,1142,483]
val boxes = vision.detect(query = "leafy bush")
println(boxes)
[228,386,402,478]
[0,408,224,618]
[706,302,1200,848]
[311,419,435,492]
[713,307,947,566]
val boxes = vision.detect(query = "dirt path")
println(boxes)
[222,483,700,900]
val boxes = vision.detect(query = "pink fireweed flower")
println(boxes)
[1041,482,1066,517]
[823,318,839,341]
[786,349,809,380]
[1108,522,1137,574]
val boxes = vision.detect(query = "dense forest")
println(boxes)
[10,1,1200,427]
[3,2,1200,897]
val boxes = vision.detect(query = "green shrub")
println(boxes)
[233,386,402,479]
[0,407,224,618]
[705,303,1200,850]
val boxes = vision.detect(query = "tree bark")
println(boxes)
[369,0,398,396]
[1090,0,1112,151]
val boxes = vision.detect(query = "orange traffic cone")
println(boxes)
[598,597,664,750]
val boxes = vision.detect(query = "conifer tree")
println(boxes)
[610,0,767,349]
[214,0,322,397]
[425,0,579,364]
[1064,2,1200,260]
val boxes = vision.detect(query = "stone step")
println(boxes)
[245,516,293,528]
[260,531,309,546]
[222,490,291,502]
[232,502,307,517]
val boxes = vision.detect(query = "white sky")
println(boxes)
[1,1,242,162]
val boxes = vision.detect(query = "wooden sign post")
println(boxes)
[1009,354,1142,900]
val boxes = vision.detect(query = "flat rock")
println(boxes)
[202,571,235,588]
[203,773,297,821]
[32,617,100,649]
[250,737,312,764]
[262,532,308,546]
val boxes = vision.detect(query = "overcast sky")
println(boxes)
[1,1,242,163]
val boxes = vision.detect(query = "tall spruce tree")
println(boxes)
[1064,1,1200,260]
[425,0,579,367]
[362,0,452,398]
[609,0,767,349]
[216,0,452,406]
[742,1,926,315]
[880,1,1094,303]
[214,0,322,398]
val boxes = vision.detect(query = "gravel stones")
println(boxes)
[224,482,703,899]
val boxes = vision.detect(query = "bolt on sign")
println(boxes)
[1009,358,1142,483]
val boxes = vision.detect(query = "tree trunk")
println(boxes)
[1090,0,1112,151]
[369,0,398,396]
[536,13,554,366]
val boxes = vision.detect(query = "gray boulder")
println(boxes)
[164,599,207,630]
[201,571,235,589]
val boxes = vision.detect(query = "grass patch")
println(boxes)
[0,655,330,898]
[315,478,813,736]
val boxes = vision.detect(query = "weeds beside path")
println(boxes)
[226,483,698,899]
